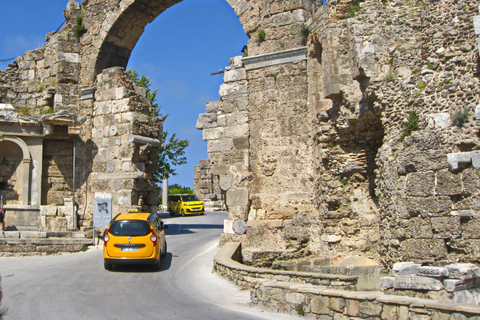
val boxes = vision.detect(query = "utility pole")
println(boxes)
[162,178,168,211]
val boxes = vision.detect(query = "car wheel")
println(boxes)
[104,261,113,271]
[181,209,185,217]
[161,241,167,258]
[153,256,161,271]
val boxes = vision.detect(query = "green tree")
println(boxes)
[168,184,193,195]
[157,131,189,181]
[126,68,189,181]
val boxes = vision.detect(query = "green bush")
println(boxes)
[256,29,266,42]
[74,16,87,37]
[400,111,420,141]
[295,304,305,316]
[300,25,309,44]
[346,4,361,18]
[452,107,469,127]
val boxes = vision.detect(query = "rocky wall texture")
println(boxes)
[1,0,480,269]
[201,0,480,270]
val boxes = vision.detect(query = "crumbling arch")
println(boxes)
[88,0,253,81]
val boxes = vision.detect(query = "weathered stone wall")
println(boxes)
[1,0,480,270]
[193,160,223,210]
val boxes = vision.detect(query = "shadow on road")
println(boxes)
[165,224,223,236]
[108,252,173,273]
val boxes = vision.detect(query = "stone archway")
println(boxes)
[73,0,317,238]
[75,0,259,85]
[0,136,32,205]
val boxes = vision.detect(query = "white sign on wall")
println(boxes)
[94,198,112,228]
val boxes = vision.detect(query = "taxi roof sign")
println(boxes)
[127,208,139,213]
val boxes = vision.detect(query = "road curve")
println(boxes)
[0,211,298,320]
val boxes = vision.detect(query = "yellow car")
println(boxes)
[103,209,168,271]
[167,194,205,216]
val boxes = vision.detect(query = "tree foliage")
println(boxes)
[126,68,189,181]
[157,131,189,181]
[168,184,193,195]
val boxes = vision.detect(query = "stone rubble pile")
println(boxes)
[381,262,480,305]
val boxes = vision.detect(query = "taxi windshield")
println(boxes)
[181,195,199,202]
[110,220,151,236]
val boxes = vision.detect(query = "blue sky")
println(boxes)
[0,0,248,189]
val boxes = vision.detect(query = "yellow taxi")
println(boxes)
[103,209,168,271]
[167,194,205,216]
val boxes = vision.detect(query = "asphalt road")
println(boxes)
[0,211,298,320]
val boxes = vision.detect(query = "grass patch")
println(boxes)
[295,304,305,316]
[74,15,87,37]
[256,29,266,43]
[400,111,419,141]
[452,107,469,127]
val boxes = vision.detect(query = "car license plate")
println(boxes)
[121,247,139,252]
[194,209,199,211]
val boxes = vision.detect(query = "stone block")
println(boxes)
[445,263,480,280]
[407,218,433,239]
[345,299,360,317]
[394,275,444,291]
[206,101,221,113]
[329,297,345,312]
[461,218,480,239]
[224,68,247,82]
[311,295,330,315]
[391,262,420,276]
[233,137,249,150]
[447,152,472,171]
[398,305,409,320]
[472,151,480,169]
[21,232,47,239]
[211,166,228,175]
[453,290,477,305]
[285,292,304,305]
[223,219,234,234]
[225,124,248,138]
[381,305,399,319]
[203,128,224,140]
[431,216,460,238]
[3,232,20,238]
[427,113,450,129]
[401,239,447,260]
[57,52,80,63]
[450,210,473,218]
[226,188,249,206]
[380,277,396,289]
[436,169,462,196]
[475,104,480,120]
[417,266,449,278]
[474,16,480,35]
[207,139,234,153]
[196,113,218,129]
[405,172,435,196]
[219,81,248,97]
[359,301,382,317]
[431,311,452,320]
[405,196,451,217]
[444,279,466,292]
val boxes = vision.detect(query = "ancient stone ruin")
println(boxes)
[0,0,480,284]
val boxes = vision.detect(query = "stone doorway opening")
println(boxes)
[0,140,23,204]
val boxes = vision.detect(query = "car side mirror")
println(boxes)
[164,225,169,229]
